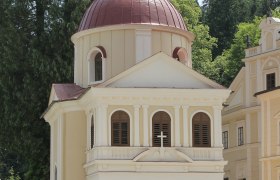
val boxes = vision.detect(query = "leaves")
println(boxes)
[0,0,90,179]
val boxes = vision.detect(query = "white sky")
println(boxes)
[197,0,203,6]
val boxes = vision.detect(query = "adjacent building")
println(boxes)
[222,17,280,180]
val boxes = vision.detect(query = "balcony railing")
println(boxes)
[86,147,223,163]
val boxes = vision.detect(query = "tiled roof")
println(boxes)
[79,0,187,31]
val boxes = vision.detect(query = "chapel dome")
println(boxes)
[78,0,187,31]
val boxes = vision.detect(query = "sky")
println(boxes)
[197,0,203,6]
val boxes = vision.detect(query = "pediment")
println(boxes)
[98,52,224,89]
[133,148,193,162]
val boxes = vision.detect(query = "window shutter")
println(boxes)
[266,73,276,90]
[152,111,171,147]
[111,111,130,146]
[192,112,211,147]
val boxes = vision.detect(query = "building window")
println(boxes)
[94,52,102,81]
[111,111,130,146]
[224,178,229,180]
[91,116,94,148]
[222,131,229,149]
[88,46,107,84]
[238,127,244,146]
[266,73,276,90]
[152,111,171,147]
[192,112,211,147]
[172,47,188,65]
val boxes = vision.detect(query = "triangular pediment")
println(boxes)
[98,52,224,89]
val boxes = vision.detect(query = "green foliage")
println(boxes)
[0,0,90,179]
[212,17,262,86]
[172,0,218,82]
[203,0,264,58]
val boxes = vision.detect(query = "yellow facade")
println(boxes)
[222,17,280,180]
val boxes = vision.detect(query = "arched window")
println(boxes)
[111,111,130,146]
[172,47,188,64]
[91,115,94,148]
[152,111,171,147]
[192,112,211,147]
[88,46,106,84]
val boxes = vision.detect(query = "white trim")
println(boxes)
[50,121,54,180]
[87,47,106,85]
[267,99,271,156]
[108,108,133,146]
[142,105,149,146]
[149,109,174,147]
[189,110,214,147]
[182,106,190,147]
[133,105,140,146]
[174,106,181,146]
[57,115,63,180]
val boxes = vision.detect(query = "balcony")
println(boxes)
[86,146,224,163]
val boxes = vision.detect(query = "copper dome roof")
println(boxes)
[78,0,187,31]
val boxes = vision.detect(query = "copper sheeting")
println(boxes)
[78,0,187,31]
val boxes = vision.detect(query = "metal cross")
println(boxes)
[157,131,167,148]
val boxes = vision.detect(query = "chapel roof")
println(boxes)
[78,0,187,31]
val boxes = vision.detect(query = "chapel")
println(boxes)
[43,0,230,180]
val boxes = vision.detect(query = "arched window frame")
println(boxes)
[110,110,131,146]
[172,47,190,67]
[262,58,279,91]
[87,46,107,85]
[190,110,213,147]
[149,109,174,147]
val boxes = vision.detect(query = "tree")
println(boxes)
[212,17,262,86]
[203,0,264,58]
[0,0,90,179]
[172,0,218,81]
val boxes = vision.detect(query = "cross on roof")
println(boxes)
[157,131,167,148]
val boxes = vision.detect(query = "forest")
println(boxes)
[0,0,279,179]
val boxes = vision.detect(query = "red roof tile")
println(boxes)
[78,0,187,31]
[53,84,87,101]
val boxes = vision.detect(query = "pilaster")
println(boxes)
[134,105,140,146]
[182,106,189,147]
[213,106,223,147]
[174,106,181,146]
[142,105,149,146]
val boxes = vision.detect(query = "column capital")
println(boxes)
[182,105,190,110]
[213,105,223,111]
[142,105,149,109]
[133,105,141,109]
[173,105,180,109]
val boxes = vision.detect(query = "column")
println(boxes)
[101,105,108,146]
[245,62,251,107]
[134,105,140,146]
[213,106,223,147]
[245,112,252,180]
[182,106,190,147]
[256,59,262,92]
[95,105,108,146]
[174,106,181,147]
[142,105,149,146]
